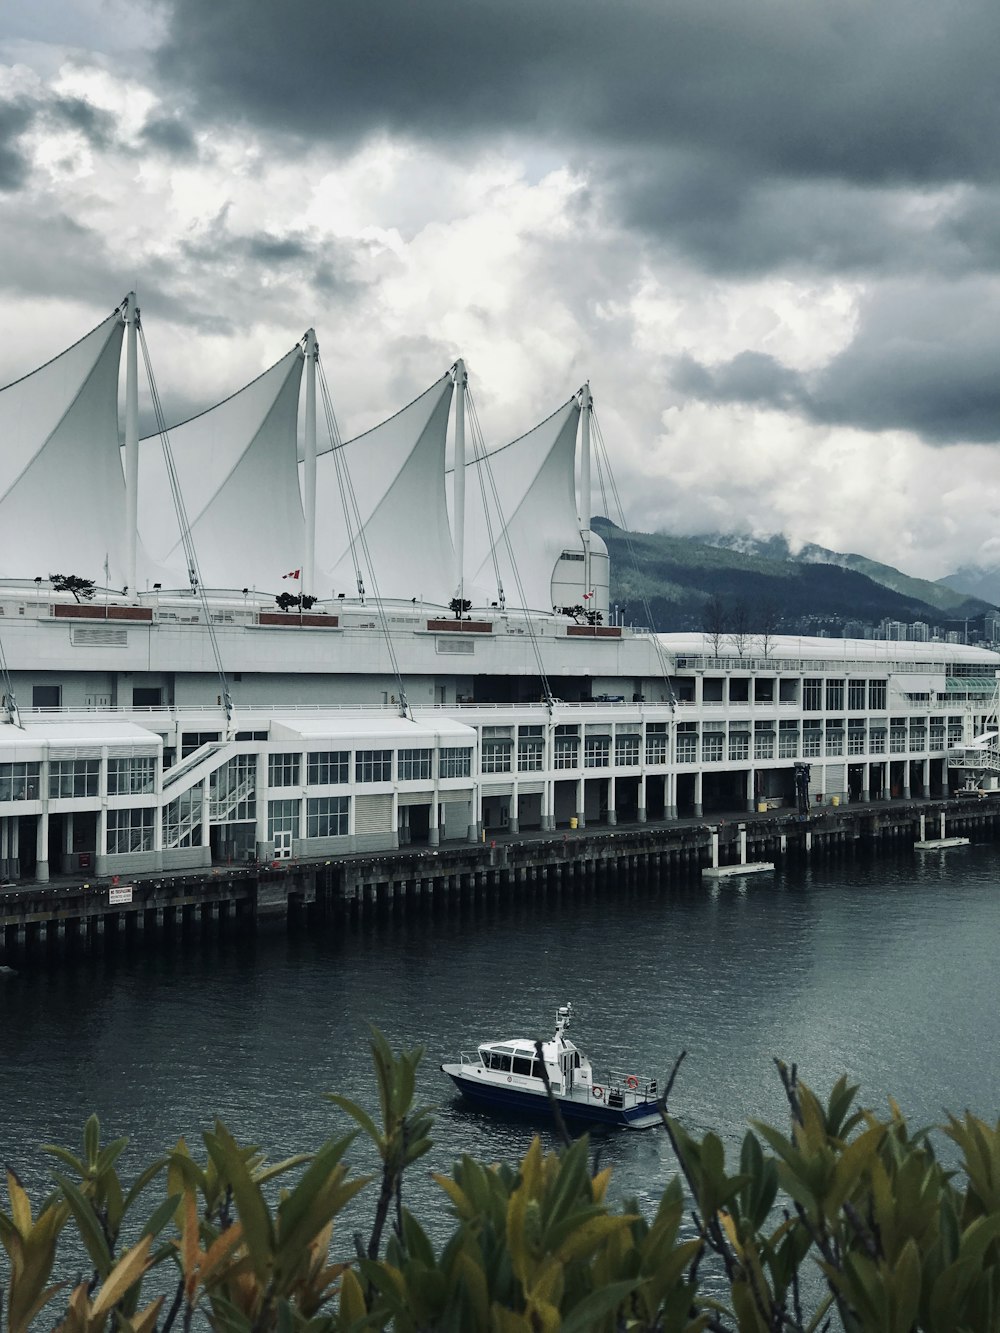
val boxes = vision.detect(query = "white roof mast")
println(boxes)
[452,358,467,605]
[578,381,593,603]
[302,328,318,597]
[124,291,139,596]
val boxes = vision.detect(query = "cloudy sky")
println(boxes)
[4,0,1000,579]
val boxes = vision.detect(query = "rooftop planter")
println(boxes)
[567,625,622,638]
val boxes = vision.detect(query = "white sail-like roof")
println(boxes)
[0,312,126,584]
[314,374,454,604]
[139,348,305,591]
[463,399,584,611]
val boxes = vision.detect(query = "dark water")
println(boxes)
[3,843,1000,1256]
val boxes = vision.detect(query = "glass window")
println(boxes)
[107,756,156,796]
[209,755,256,822]
[703,734,724,763]
[646,725,668,765]
[870,728,887,754]
[848,680,866,711]
[268,799,300,839]
[481,739,512,774]
[802,723,822,758]
[306,795,349,838]
[825,729,844,757]
[268,753,300,787]
[307,751,349,785]
[439,747,472,778]
[868,680,887,710]
[398,748,432,781]
[778,729,798,758]
[754,732,774,760]
[107,807,154,855]
[584,736,610,768]
[615,736,640,767]
[826,679,844,711]
[0,762,40,802]
[356,750,392,783]
[676,734,697,763]
[162,790,200,848]
[729,732,749,761]
[512,1055,533,1076]
[848,727,866,755]
[48,759,99,799]
[803,679,822,710]
[32,685,60,708]
[553,737,578,769]
[517,737,544,771]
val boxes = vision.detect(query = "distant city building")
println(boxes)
[910,622,930,642]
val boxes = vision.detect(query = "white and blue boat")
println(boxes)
[440,1004,663,1131]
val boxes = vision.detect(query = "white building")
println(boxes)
[0,299,997,883]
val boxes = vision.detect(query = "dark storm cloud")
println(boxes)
[155,0,1000,188]
[49,96,117,149]
[671,282,1000,445]
[0,101,35,191]
[139,114,197,158]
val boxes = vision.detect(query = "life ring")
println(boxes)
[626,1075,639,1090]
[592,1085,604,1100]
[507,1076,512,1083]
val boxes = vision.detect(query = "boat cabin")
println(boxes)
[477,1037,587,1089]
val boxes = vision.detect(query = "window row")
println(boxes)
[269,748,472,786]
[267,797,350,841]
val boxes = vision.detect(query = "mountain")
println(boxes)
[699,532,992,614]
[939,564,1000,606]
[592,519,996,634]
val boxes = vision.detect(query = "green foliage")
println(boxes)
[7,1050,1000,1330]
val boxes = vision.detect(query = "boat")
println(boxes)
[440,1004,663,1130]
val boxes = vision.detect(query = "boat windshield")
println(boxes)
[481,1045,545,1079]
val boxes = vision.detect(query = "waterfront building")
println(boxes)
[0,299,997,883]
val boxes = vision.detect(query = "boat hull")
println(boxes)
[441,1065,662,1131]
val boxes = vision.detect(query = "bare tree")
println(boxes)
[702,593,727,658]
[728,600,753,658]
[756,598,781,659]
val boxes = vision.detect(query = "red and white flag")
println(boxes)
[282,569,301,580]
[582,590,594,600]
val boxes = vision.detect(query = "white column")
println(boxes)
[35,811,48,883]
[124,292,139,596]
[452,359,467,603]
[302,329,318,597]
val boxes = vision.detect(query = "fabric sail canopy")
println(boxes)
[0,311,127,585]
[138,348,305,591]
[461,399,584,612]
[313,373,455,605]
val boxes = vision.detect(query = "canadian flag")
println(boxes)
[582,590,594,600]
[282,569,301,580]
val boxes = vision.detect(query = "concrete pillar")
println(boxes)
[637,773,647,824]
[746,768,756,814]
[667,769,677,820]
[940,811,947,839]
[693,770,703,819]
[922,757,930,796]
[607,775,617,826]
[428,794,440,847]
[919,814,926,842]
[508,789,519,835]
[738,825,747,864]
[710,830,719,868]
[35,810,49,883]
[576,777,585,830]
[862,761,870,803]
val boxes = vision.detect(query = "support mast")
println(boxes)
[579,381,592,603]
[452,359,467,604]
[124,291,139,596]
[303,328,318,598]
